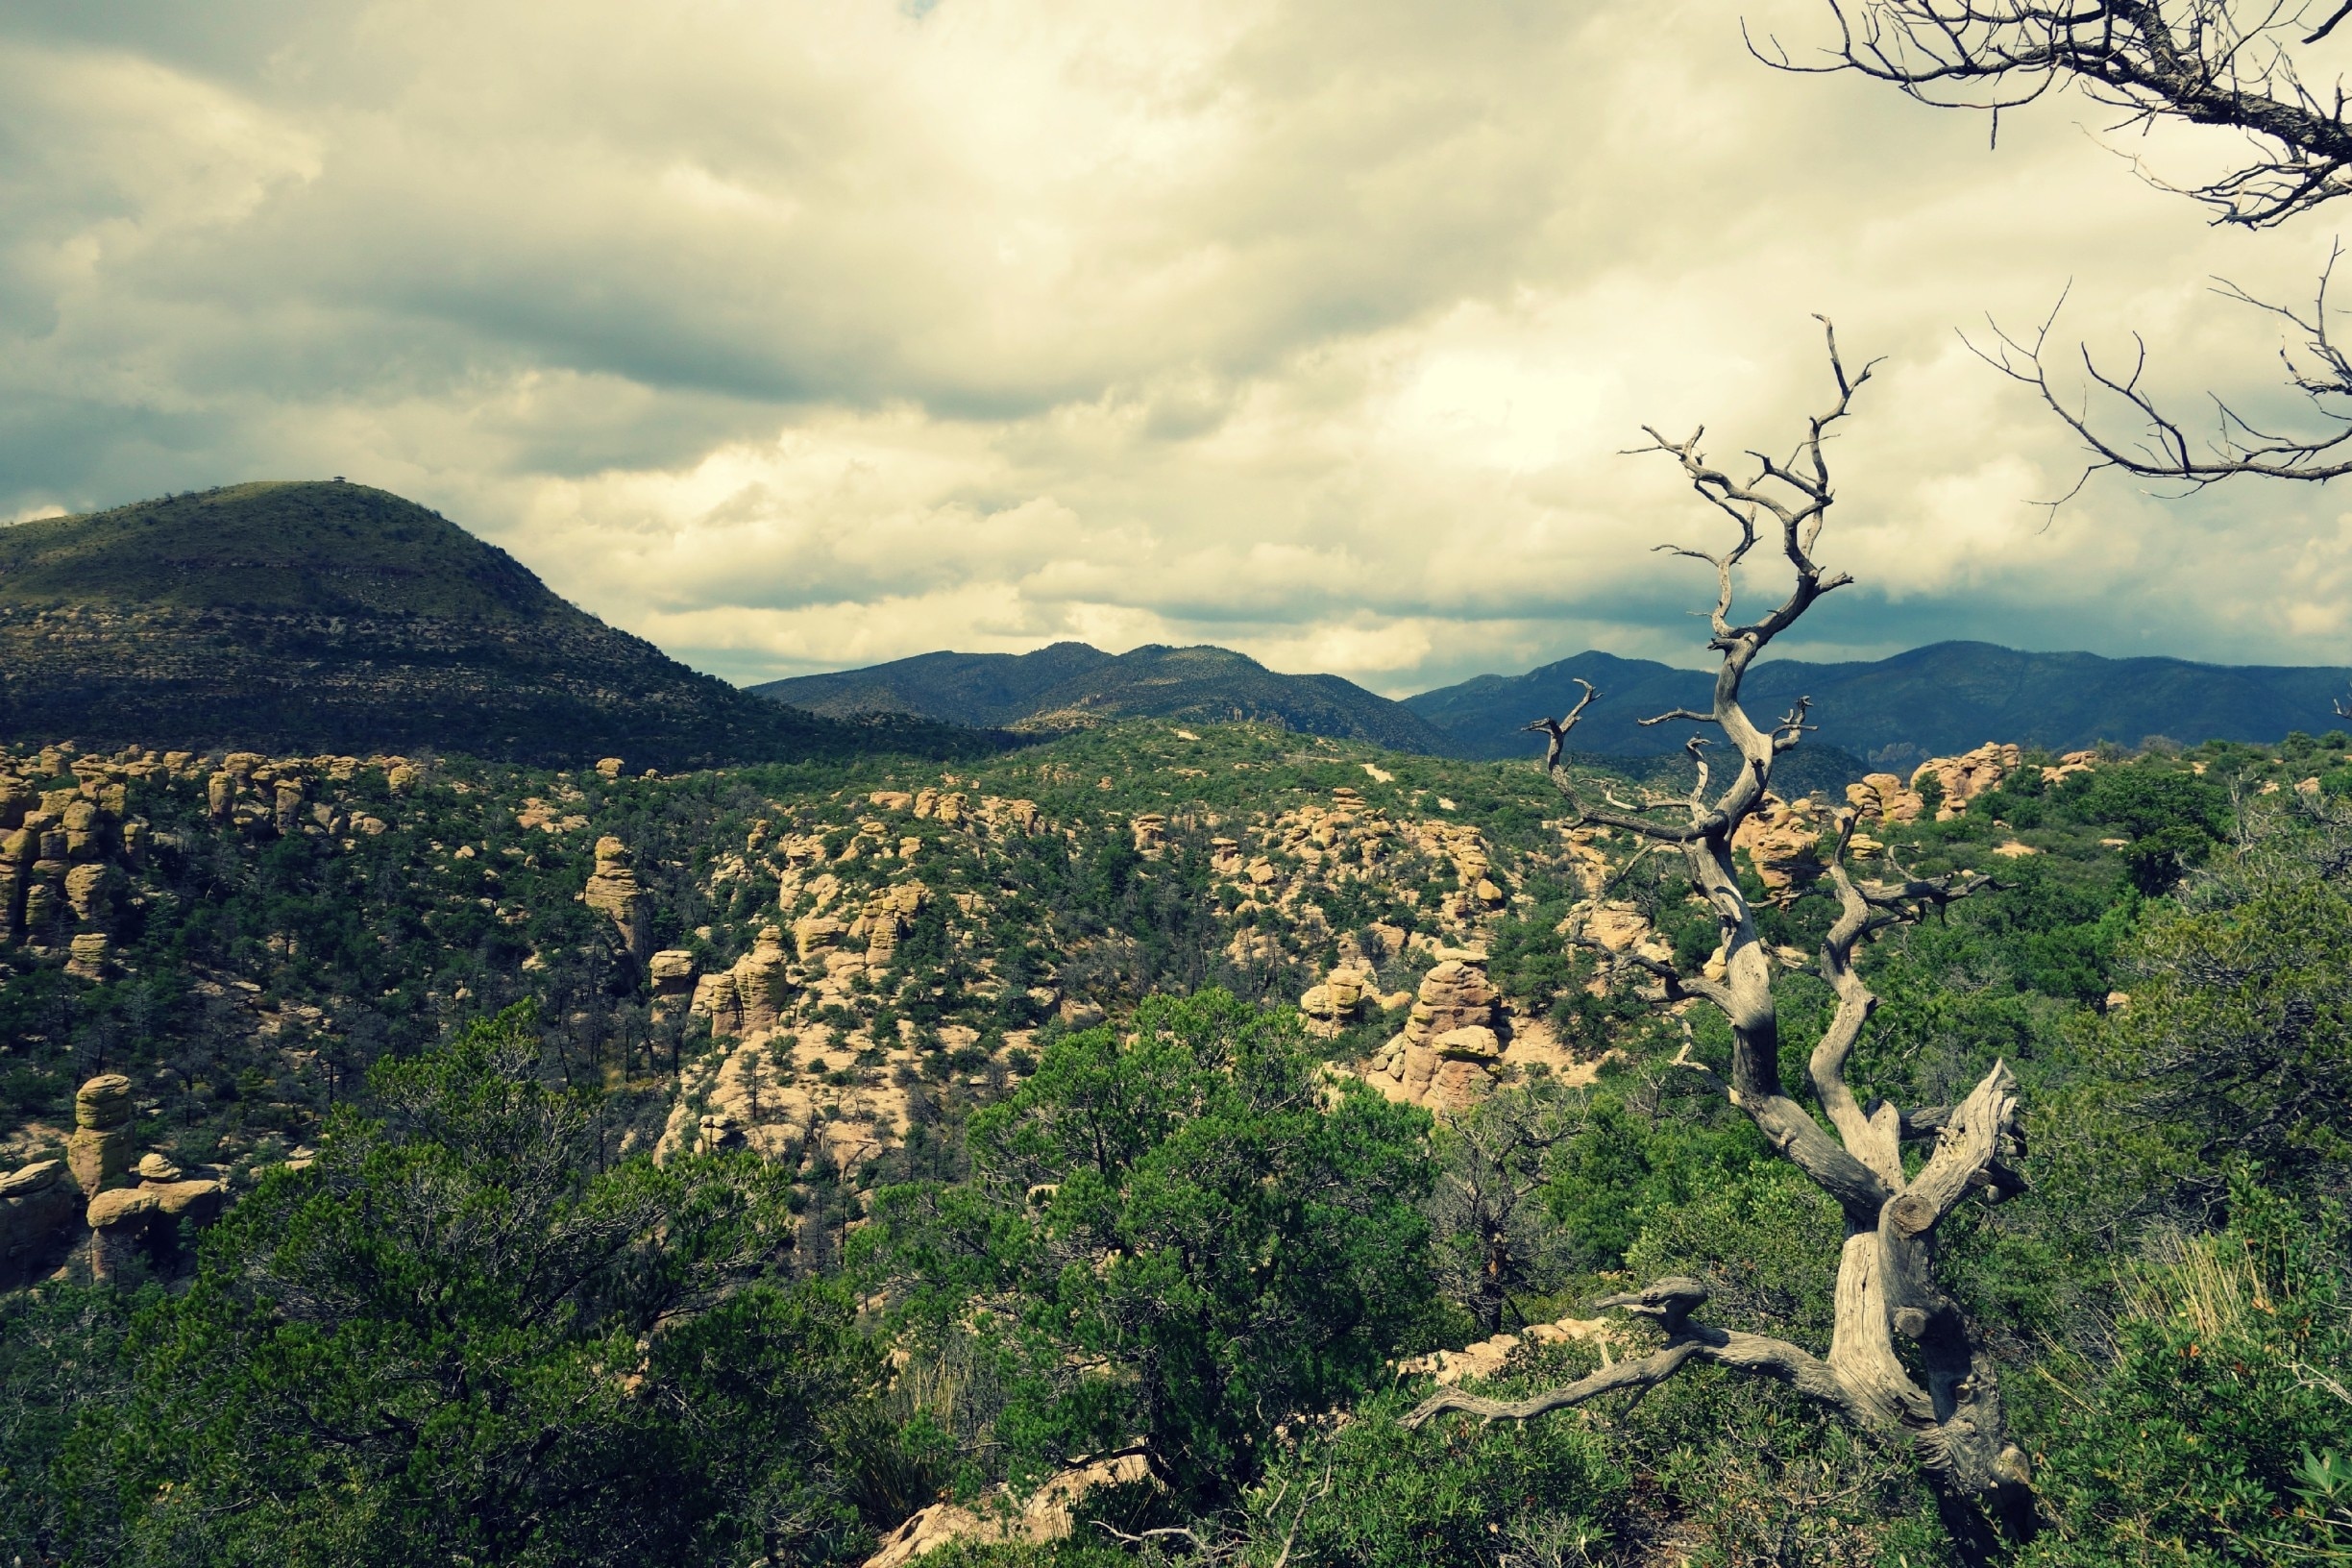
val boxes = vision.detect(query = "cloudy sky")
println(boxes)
[4,0,2349,692]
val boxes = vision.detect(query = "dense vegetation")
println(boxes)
[4,722,2349,1565]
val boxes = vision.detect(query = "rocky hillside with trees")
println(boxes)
[0,482,984,771]
[3,704,2347,1566]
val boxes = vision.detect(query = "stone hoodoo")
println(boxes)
[730,926,794,1036]
[581,835,649,957]
[1365,951,1506,1111]
[66,1073,136,1197]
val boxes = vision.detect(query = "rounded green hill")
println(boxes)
[0,481,976,768]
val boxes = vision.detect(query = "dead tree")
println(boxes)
[1757,2,2352,497]
[1404,321,2035,1560]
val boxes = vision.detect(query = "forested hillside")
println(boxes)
[3,713,2346,1566]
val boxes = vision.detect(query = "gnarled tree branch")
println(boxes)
[1501,322,2036,1562]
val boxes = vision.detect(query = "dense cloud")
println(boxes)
[4,0,2348,690]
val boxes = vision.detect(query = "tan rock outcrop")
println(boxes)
[65,931,110,980]
[1912,743,2021,820]
[1,1161,81,1288]
[86,1178,224,1279]
[66,1073,135,1197]
[731,926,794,1035]
[581,836,649,957]
[1131,813,1167,855]
[794,914,845,962]
[649,949,696,1000]
[1298,964,1379,1039]
[1731,792,1825,894]
[850,882,930,967]
[691,971,743,1038]
[861,1453,1154,1568]
[1846,772,1924,824]
[1364,953,1507,1112]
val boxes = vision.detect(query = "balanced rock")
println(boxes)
[66,1073,135,1196]
[1365,952,1507,1112]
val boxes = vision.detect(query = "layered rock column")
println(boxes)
[1365,953,1507,1111]
[582,836,649,958]
[66,1073,136,1197]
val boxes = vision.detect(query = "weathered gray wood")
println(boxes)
[1437,322,2036,1562]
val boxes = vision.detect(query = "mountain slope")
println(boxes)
[751,643,1117,725]
[758,642,1454,753]
[1406,641,2352,766]
[0,481,980,768]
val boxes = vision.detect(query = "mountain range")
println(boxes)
[7,479,2346,772]
[752,644,1453,753]
[0,481,984,769]
[1403,645,2352,767]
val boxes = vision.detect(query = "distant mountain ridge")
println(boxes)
[754,643,1455,754]
[0,481,985,769]
[1405,642,2352,765]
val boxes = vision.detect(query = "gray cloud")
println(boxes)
[2,0,2346,696]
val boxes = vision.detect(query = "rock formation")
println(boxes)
[0,1160,81,1288]
[581,835,649,957]
[1911,742,2022,820]
[1298,963,1380,1039]
[86,1167,226,1280]
[861,1452,1154,1568]
[1845,772,1925,824]
[730,926,794,1036]
[1731,792,1825,894]
[66,1073,136,1197]
[853,882,929,968]
[649,948,696,1011]
[1364,952,1507,1111]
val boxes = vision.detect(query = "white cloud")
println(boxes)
[4,0,2350,694]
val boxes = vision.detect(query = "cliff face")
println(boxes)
[0,482,975,768]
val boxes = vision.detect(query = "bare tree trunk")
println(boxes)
[1410,321,2036,1561]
